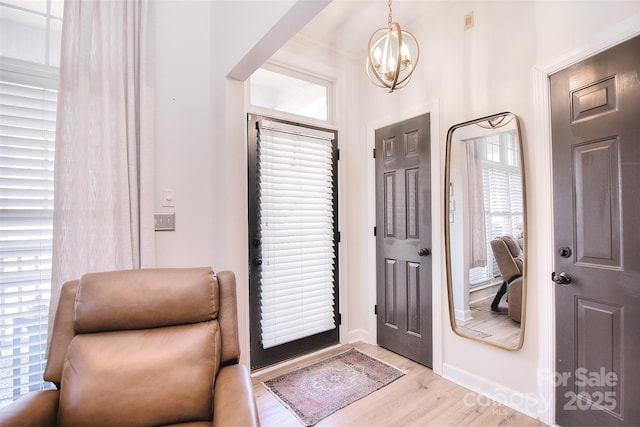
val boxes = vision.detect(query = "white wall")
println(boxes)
[155,0,215,268]
[153,0,640,423]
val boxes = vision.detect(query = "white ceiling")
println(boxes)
[293,0,444,59]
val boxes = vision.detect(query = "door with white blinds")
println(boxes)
[0,61,57,404]
[248,115,339,370]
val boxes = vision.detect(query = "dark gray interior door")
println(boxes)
[375,113,432,367]
[551,35,640,426]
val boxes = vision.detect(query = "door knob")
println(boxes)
[418,248,430,257]
[552,271,572,285]
[252,257,263,266]
[557,246,572,258]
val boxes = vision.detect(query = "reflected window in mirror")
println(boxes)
[467,130,523,288]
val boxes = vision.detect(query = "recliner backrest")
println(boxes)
[490,236,523,283]
[45,268,234,384]
[42,267,239,426]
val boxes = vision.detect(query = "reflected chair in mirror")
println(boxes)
[490,236,523,323]
[1,267,261,427]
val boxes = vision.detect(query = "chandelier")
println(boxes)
[366,0,420,92]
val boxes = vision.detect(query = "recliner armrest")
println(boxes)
[507,276,523,323]
[212,364,260,427]
[0,389,59,427]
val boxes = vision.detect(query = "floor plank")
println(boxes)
[252,343,547,427]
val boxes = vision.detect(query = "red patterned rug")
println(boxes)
[263,348,405,426]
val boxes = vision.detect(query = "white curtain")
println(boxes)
[466,140,487,268]
[48,0,155,339]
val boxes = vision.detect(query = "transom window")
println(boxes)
[249,66,331,122]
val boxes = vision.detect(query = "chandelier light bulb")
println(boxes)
[400,43,410,65]
[388,56,395,71]
[374,47,382,63]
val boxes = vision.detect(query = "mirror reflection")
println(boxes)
[444,112,526,350]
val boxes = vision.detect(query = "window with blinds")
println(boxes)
[256,120,336,349]
[469,130,523,286]
[0,60,57,405]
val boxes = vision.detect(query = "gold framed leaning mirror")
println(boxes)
[444,112,526,350]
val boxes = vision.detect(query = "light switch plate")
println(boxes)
[162,189,175,207]
[154,213,175,231]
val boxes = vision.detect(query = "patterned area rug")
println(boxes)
[263,348,405,426]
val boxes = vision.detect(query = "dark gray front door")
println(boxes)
[375,113,432,367]
[551,35,640,426]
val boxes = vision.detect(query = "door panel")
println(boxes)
[573,138,621,267]
[551,35,640,426]
[406,261,421,335]
[376,113,432,367]
[385,259,398,326]
[407,168,419,238]
[384,172,396,237]
[575,298,622,418]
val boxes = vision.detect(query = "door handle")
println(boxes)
[552,271,572,285]
[418,248,430,257]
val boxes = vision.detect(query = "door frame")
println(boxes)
[533,14,640,425]
[365,100,442,376]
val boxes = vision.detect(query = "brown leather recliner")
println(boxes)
[490,236,524,322]
[0,267,260,427]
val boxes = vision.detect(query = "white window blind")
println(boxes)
[0,62,57,405]
[257,120,336,349]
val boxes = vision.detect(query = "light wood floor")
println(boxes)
[252,343,547,427]
[458,297,522,348]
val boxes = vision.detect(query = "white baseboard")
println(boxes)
[347,328,371,345]
[454,307,473,322]
[442,363,541,420]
